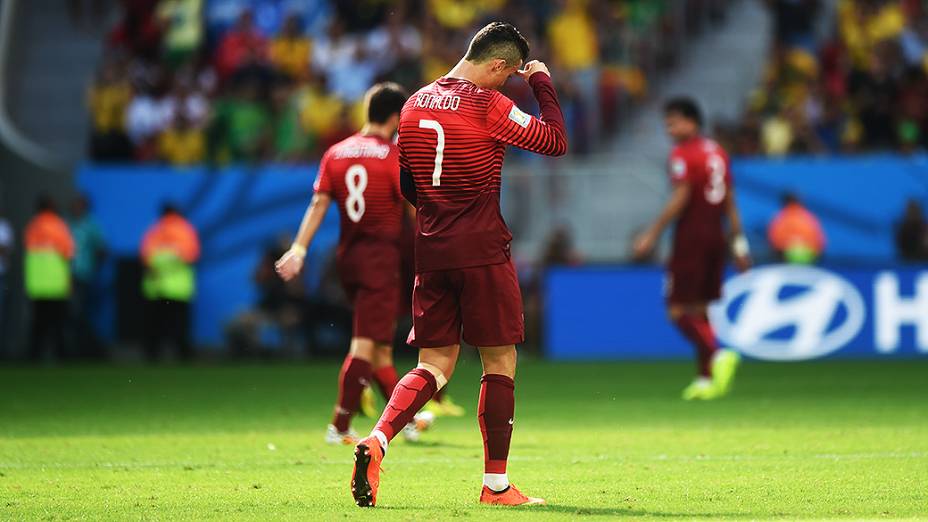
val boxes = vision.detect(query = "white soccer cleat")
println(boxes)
[414,410,435,431]
[325,424,359,445]
[401,422,420,442]
[401,411,435,442]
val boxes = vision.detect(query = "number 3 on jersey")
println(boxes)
[419,119,445,186]
[345,164,367,222]
[705,154,727,205]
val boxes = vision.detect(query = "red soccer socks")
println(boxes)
[674,313,719,377]
[333,356,373,432]
[372,367,437,441]
[479,374,515,475]
[372,365,398,400]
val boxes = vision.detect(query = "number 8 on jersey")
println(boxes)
[345,164,368,223]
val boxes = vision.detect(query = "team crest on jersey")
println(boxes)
[508,105,531,128]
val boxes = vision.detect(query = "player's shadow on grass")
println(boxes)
[404,440,473,450]
[376,504,745,518]
[538,505,747,518]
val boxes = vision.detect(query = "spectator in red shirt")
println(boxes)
[107,0,161,60]
[215,10,268,82]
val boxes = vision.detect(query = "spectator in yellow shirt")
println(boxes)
[158,115,205,166]
[156,0,203,69]
[87,60,132,160]
[427,0,503,30]
[297,75,344,144]
[838,0,906,67]
[270,14,312,81]
[548,0,600,148]
[548,0,598,72]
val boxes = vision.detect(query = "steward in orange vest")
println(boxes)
[24,196,74,361]
[140,204,200,361]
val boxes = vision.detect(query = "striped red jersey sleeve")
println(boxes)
[486,73,567,157]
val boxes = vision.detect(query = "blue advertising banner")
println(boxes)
[78,154,928,350]
[77,164,337,346]
[732,154,928,263]
[545,265,928,361]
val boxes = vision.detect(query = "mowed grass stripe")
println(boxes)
[1,360,926,520]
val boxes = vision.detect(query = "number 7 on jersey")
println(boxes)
[419,119,445,186]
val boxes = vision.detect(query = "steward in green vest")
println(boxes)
[140,204,200,361]
[24,196,74,360]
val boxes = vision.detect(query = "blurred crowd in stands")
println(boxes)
[716,0,928,156]
[86,0,733,164]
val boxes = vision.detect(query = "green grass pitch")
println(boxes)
[1,358,926,520]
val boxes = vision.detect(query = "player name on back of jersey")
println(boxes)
[332,141,391,160]
[414,92,461,111]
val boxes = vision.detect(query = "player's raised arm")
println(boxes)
[487,60,567,157]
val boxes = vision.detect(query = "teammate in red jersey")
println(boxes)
[350,22,566,508]
[633,97,751,401]
[275,83,431,444]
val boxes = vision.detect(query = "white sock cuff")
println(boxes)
[371,429,388,450]
[417,363,448,390]
[483,473,509,492]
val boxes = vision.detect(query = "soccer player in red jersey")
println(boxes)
[275,83,431,444]
[633,97,752,401]
[350,22,567,508]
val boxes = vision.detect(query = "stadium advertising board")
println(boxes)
[545,265,928,361]
[79,155,927,348]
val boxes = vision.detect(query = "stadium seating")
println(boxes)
[718,0,928,156]
[87,0,737,163]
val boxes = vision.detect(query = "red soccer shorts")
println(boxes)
[338,245,400,344]
[666,242,726,305]
[407,260,524,348]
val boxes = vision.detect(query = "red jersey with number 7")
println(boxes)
[314,133,403,258]
[668,136,732,255]
[399,73,567,272]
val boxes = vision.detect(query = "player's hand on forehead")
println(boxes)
[517,60,550,80]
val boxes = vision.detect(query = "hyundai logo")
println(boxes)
[709,265,866,361]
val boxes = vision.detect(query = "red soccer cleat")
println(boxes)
[351,436,384,507]
[479,484,546,506]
